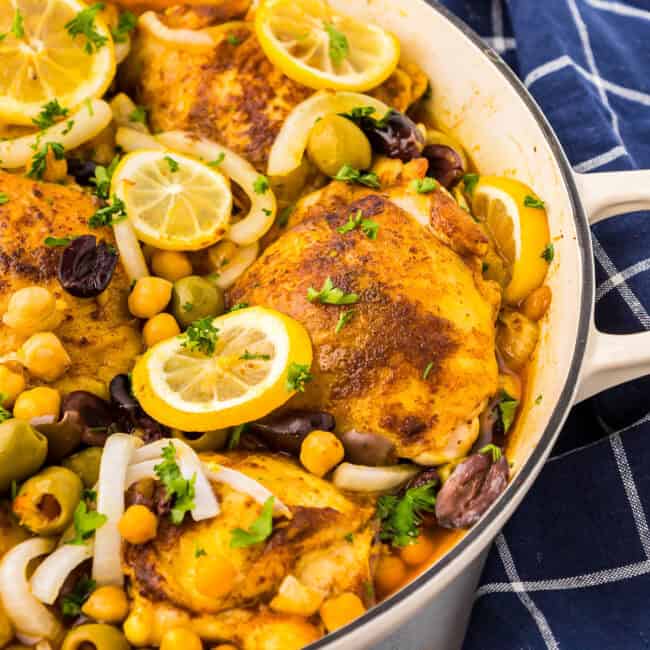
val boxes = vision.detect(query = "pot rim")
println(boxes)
[307,1,594,646]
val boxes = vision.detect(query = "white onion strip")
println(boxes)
[113,218,149,282]
[331,463,420,492]
[31,543,93,605]
[139,11,216,47]
[93,433,137,587]
[0,99,112,169]
[214,241,259,289]
[125,459,159,488]
[156,131,276,245]
[115,126,163,152]
[0,538,62,641]
[206,466,291,517]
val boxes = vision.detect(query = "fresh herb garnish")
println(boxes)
[340,106,394,130]
[498,390,519,433]
[62,120,75,135]
[335,309,355,334]
[27,142,65,180]
[324,23,349,65]
[164,156,179,172]
[524,194,545,209]
[541,243,555,263]
[129,105,147,125]
[10,479,19,499]
[422,361,433,380]
[194,545,207,558]
[68,500,108,545]
[91,155,120,200]
[0,193,8,205]
[228,302,249,312]
[344,532,354,543]
[111,11,136,42]
[181,317,219,355]
[228,423,247,450]
[207,152,225,167]
[334,164,380,189]
[463,173,479,196]
[412,177,438,194]
[230,496,274,548]
[11,9,24,38]
[262,208,272,216]
[253,175,270,194]
[226,33,241,45]
[239,350,271,361]
[535,394,543,405]
[337,209,379,239]
[154,443,196,525]
[276,204,294,228]
[60,577,96,617]
[479,443,503,463]
[482,261,489,273]
[32,100,69,130]
[182,302,193,313]
[0,395,11,423]
[44,235,77,247]
[286,363,313,393]
[377,481,437,547]
[307,277,358,305]
[88,196,127,228]
[65,3,109,54]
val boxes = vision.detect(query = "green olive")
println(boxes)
[0,419,47,493]
[62,447,103,488]
[61,623,130,650]
[306,114,372,178]
[173,428,229,452]
[171,275,225,328]
[12,466,82,535]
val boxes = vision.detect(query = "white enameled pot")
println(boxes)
[304,1,650,649]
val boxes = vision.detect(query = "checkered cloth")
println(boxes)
[428,1,650,648]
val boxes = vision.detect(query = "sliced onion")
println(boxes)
[139,11,216,47]
[113,218,149,282]
[206,466,290,517]
[213,241,259,289]
[115,126,162,152]
[31,543,93,605]
[0,100,112,169]
[125,459,159,488]
[114,37,131,65]
[267,91,390,177]
[0,538,62,641]
[331,463,420,492]
[156,131,276,245]
[93,433,137,586]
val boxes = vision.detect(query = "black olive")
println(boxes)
[109,374,138,415]
[58,235,118,298]
[61,391,115,447]
[422,144,465,188]
[66,158,98,186]
[338,430,396,466]
[405,467,440,491]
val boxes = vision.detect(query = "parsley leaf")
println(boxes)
[182,302,193,313]
[44,235,77,247]
[228,302,249,312]
[286,363,313,392]
[334,164,380,189]
[276,204,294,228]
[60,576,96,617]
[541,243,555,263]
[67,500,108,545]
[339,106,394,130]
[479,443,503,463]
[412,177,438,194]
[62,119,75,135]
[337,209,379,239]
[32,100,69,130]
[226,33,241,45]
[164,156,179,172]
[422,361,433,380]
[344,532,354,543]
[230,497,275,548]
[91,154,120,199]
[498,391,519,433]
[88,196,127,228]
[27,142,65,180]
[0,193,8,205]
[378,481,437,547]
[129,105,147,125]
[181,317,219,355]
[239,350,271,361]
[194,545,207,558]
[11,10,24,38]
[524,194,545,209]
[335,309,355,334]
[111,11,136,43]
[154,443,196,525]
[307,277,358,305]
[535,394,543,405]
[227,423,247,450]
[463,173,479,196]
[207,152,225,167]
[253,175,269,194]
[65,3,109,54]
[0,395,11,423]
[324,23,349,65]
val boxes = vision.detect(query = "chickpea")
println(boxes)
[194,555,237,599]
[128,277,173,319]
[18,332,71,382]
[118,504,158,544]
[123,608,154,647]
[319,592,366,632]
[374,555,407,595]
[152,250,193,282]
[82,585,129,623]
[300,430,344,477]
[0,365,25,406]
[143,313,181,347]
[400,535,435,566]
[160,628,203,650]
[13,386,61,421]
[521,285,552,322]
[2,286,64,334]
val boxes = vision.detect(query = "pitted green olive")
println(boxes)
[307,114,372,178]
[12,466,82,535]
[173,428,229,452]
[62,447,103,488]
[0,419,48,493]
[171,275,225,328]
[61,623,130,650]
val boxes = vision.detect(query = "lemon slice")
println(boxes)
[471,176,551,305]
[255,0,400,92]
[0,0,115,125]
[111,150,233,251]
[132,306,313,431]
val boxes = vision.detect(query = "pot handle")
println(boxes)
[574,171,650,401]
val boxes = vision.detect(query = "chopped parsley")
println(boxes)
[65,3,109,54]
[228,302,249,312]
[541,243,555,263]
[227,423,247,450]
[27,142,65,180]
[334,164,380,189]
[412,177,438,194]
[154,443,196,525]
[11,9,24,38]
[253,175,270,194]
[463,173,479,196]
[524,194,545,209]
[337,209,379,239]
[129,105,147,125]
[194,545,207,558]
[498,391,519,433]
[240,350,271,361]
[10,479,19,500]
[44,235,77,247]
[181,303,193,313]
[422,361,434,380]
[286,363,313,393]
[276,204,294,228]
[230,496,275,548]
[62,119,75,135]
[340,106,394,130]
[324,23,349,65]
[207,152,225,167]
[0,193,8,205]
[226,33,241,45]
[377,481,437,547]
[307,277,358,305]
[535,394,543,405]
[335,309,355,334]
[60,576,96,617]
[67,499,108,545]
[88,196,127,228]
[181,317,219,355]
[262,208,272,216]
[111,11,136,43]
[344,532,354,543]
[479,443,503,463]
[32,100,69,130]
[164,156,179,172]
[91,155,120,199]
[0,394,11,423]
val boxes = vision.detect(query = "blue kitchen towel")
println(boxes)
[428,1,650,649]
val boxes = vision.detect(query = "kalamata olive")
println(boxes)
[61,391,115,446]
[34,411,85,463]
[248,410,335,454]
[109,374,138,416]
[66,158,98,186]
[405,467,440,491]
[435,452,509,529]
[339,430,396,466]
[58,235,118,298]
[346,110,424,162]
[422,144,464,188]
